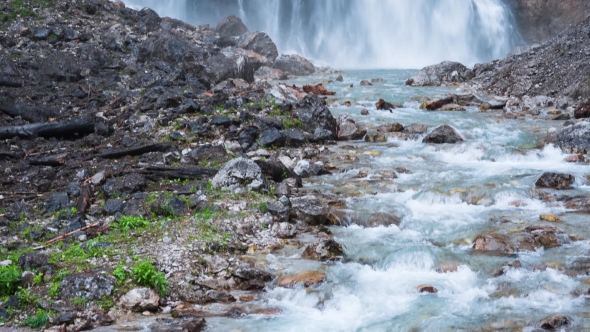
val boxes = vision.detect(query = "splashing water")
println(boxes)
[122,0,522,69]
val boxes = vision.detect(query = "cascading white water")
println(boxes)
[122,0,521,69]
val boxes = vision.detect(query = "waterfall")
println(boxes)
[122,0,522,69]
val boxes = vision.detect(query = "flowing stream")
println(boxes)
[201,70,590,331]
[122,0,522,68]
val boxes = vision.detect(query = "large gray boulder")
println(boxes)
[406,61,474,86]
[119,287,160,312]
[238,31,279,62]
[272,54,315,76]
[422,125,464,144]
[216,15,248,38]
[254,66,287,81]
[555,120,590,154]
[292,94,337,140]
[290,195,332,225]
[60,273,115,300]
[212,158,267,192]
[205,47,271,84]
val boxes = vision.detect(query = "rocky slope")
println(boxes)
[0,0,367,330]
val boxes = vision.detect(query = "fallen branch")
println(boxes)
[35,222,100,249]
[92,143,176,159]
[28,153,69,166]
[0,98,57,123]
[0,118,95,140]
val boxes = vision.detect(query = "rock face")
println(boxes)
[238,31,279,62]
[469,15,590,102]
[555,121,590,154]
[276,271,327,288]
[406,61,474,86]
[60,273,115,300]
[422,125,464,144]
[302,239,344,261]
[535,172,575,190]
[272,54,315,76]
[119,287,160,312]
[292,94,338,140]
[212,158,267,192]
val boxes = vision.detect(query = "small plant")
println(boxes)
[259,201,269,213]
[282,118,303,129]
[16,287,37,306]
[132,260,168,296]
[71,297,88,307]
[33,273,44,285]
[97,296,115,310]
[115,215,150,230]
[0,265,22,296]
[25,309,49,329]
[48,282,60,298]
[113,264,128,284]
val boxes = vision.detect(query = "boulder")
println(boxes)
[376,123,404,133]
[473,226,569,254]
[301,239,344,261]
[205,47,271,84]
[216,15,248,38]
[238,126,260,150]
[272,54,315,76]
[212,158,267,192]
[555,120,590,154]
[290,196,331,225]
[187,144,228,164]
[238,31,279,62]
[420,97,453,110]
[535,172,575,190]
[574,101,590,119]
[276,271,327,288]
[375,98,398,111]
[406,61,473,86]
[233,267,274,290]
[258,128,286,147]
[338,119,367,141]
[366,213,401,227]
[416,285,438,294]
[292,94,337,140]
[119,287,160,312]
[564,197,590,212]
[422,125,463,144]
[360,80,372,86]
[281,129,308,147]
[18,253,48,269]
[365,133,387,142]
[303,84,336,95]
[254,66,287,81]
[205,290,236,304]
[60,273,115,300]
[103,173,147,198]
[472,234,514,254]
[539,314,570,330]
[272,222,297,239]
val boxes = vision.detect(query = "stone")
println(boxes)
[540,214,561,223]
[281,129,308,147]
[18,253,48,269]
[32,27,50,40]
[290,196,331,225]
[272,222,297,239]
[267,202,289,222]
[119,288,160,312]
[205,47,271,84]
[212,158,267,192]
[103,173,147,198]
[422,125,464,144]
[258,128,286,147]
[272,54,315,76]
[254,66,287,81]
[539,314,570,330]
[361,109,370,115]
[406,61,473,86]
[216,15,248,38]
[303,83,336,95]
[293,94,337,140]
[338,120,367,141]
[91,171,106,185]
[336,75,344,82]
[375,99,398,111]
[574,101,590,119]
[276,271,327,288]
[60,273,115,300]
[238,126,260,150]
[360,80,372,86]
[472,234,514,254]
[205,290,236,304]
[365,133,387,142]
[103,199,126,214]
[210,116,232,127]
[233,267,273,290]
[416,285,438,294]
[302,239,344,261]
[238,31,279,62]
[376,123,404,132]
[404,124,428,134]
[535,172,575,190]
[367,213,401,227]
[555,121,590,154]
[45,192,69,213]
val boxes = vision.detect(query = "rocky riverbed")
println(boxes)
[1,0,590,331]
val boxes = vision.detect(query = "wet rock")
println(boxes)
[103,199,126,214]
[421,97,454,110]
[422,125,464,144]
[376,123,404,132]
[524,225,567,248]
[272,54,315,76]
[360,80,372,86]
[18,253,48,269]
[233,267,274,290]
[404,124,429,135]
[45,192,69,213]
[258,128,286,147]
[272,222,297,239]
[472,234,514,254]
[367,213,401,227]
[302,239,344,261]
[574,101,590,119]
[60,273,115,300]
[337,119,367,141]
[375,98,398,111]
[303,83,336,95]
[238,31,279,62]
[416,285,438,294]
[293,94,337,140]
[103,173,147,198]
[564,196,590,212]
[539,314,570,330]
[205,290,236,304]
[361,109,370,115]
[406,61,473,86]
[147,316,206,332]
[119,288,160,312]
[555,121,590,154]
[290,196,331,225]
[365,133,387,142]
[276,271,327,288]
[212,158,267,192]
[535,172,575,190]
[254,66,287,81]
[540,214,561,222]
[216,15,248,38]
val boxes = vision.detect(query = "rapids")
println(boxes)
[198,70,590,331]
[122,0,522,68]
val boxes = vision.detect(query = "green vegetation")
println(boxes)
[131,260,168,296]
[24,309,49,329]
[115,215,150,230]
[282,118,303,129]
[0,265,22,296]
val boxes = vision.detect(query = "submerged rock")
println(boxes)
[276,271,327,288]
[301,239,344,261]
[535,172,575,190]
[422,125,464,144]
[539,314,570,330]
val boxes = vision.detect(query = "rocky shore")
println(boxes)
[0,0,362,330]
